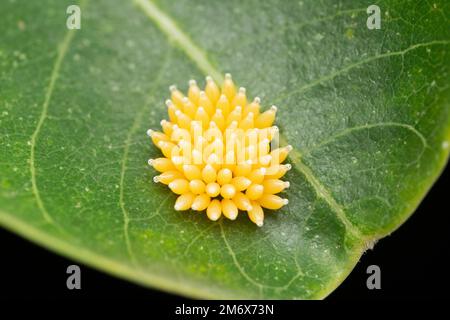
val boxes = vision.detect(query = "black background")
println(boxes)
[0,165,448,301]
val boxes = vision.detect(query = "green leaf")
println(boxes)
[0,0,449,299]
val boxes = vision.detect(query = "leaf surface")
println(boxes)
[0,0,449,299]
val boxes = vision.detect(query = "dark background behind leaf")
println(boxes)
[1,164,448,301]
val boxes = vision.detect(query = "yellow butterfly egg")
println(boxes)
[222,73,236,102]
[206,199,222,221]
[199,91,214,116]
[232,192,253,211]
[220,184,236,199]
[216,94,231,117]
[265,164,292,180]
[194,106,210,128]
[157,140,178,159]
[168,179,190,195]
[231,159,251,177]
[182,164,202,180]
[205,76,220,105]
[248,201,264,227]
[226,106,242,126]
[192,193,211,211]
[221,199,238,220]
[188,79,200,106]
[205,182,221,197]
[248,167,266,184]
[244,97,261,117]
[245,184,264,200]
[270,145,293,164]
[182,97,196,119]
[262,179,290,194]
[174,192,195,211]
[259,194,289,210]
[175,110,191,130]
[255,105,277,128]
[202,164,217,183]
[147,74,292,226]
[217,168,232,185]
[165,100,178,123]
[160,119,174,136]
[153,170,184,185]
[189,179,206,194]
[231,176,252,191]
[232,87,247,109]
[147,128,168,142]
[211,109,226,131]
[170,85,185,109]
[239,112,254,130]
[148,157,175,173]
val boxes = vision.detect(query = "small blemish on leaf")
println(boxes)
[17,20,26,31]
[345,28,354,39]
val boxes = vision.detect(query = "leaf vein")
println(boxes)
[219,223,305,294]
[119,48,173,266]
[219,223,264,297]
[301,121,429,156]
[274,40,450,102]
[29,28,79,224]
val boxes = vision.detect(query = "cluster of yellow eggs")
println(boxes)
[147,74,291,226]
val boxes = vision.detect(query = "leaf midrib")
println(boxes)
[133,0,223,83]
